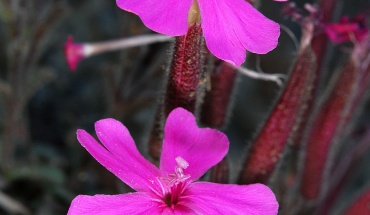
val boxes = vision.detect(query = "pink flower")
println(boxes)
[116,0,284,66]
[64,36,84,71]
[325,15,369,43]
[67,108,279,214]
[63,34,171,71]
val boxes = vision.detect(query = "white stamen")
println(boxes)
[175,156,189,169]
[158,157,191,189]
[155,177,167,196]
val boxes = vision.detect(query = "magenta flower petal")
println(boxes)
[199,0,280,65]
[182,182,279,214]
[77,125,161,193]
[67,193,160,215]
[116,0,192,36]
[324,15,369,43]
[94,119,160,178]
[160,108,229,182]
[64,36,84,71]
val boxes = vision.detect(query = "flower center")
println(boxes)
[159,156,191,208]
[188,0,201,24]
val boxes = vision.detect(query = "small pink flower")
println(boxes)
[64,36,84,71]
[63,35,172,71]
[116,0,285,66]
[67,108,278,214]
[325,15,369,43]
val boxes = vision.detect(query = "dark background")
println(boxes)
[0,0,369,214]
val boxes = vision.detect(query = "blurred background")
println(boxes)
[0,0,369,214]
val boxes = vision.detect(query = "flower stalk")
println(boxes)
[148,24,204,162]
[200,58,237,183]
[64,34,172,71]
[343,188,370,215]
[238,44,317,185]
[200,60,237,129]
[163,24,204,115]
[299,47,365,200]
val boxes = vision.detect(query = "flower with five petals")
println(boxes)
[67,108,279,214]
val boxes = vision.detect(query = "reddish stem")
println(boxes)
[148,24,203,162]
[200,61,237,129]
[238,47,316,184]
[343,189,370,215]
[164,24,203,115]
[300,57,359,200]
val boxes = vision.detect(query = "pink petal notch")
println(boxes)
[160,108,229,182]
[116,0,193,36]
[198,0,280,65]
